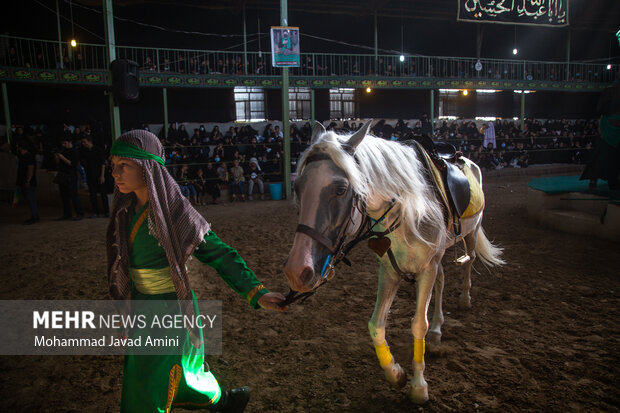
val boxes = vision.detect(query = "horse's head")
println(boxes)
[283,121,372,293]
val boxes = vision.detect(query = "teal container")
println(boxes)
[269,183,283,200]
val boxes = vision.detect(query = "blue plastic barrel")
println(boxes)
[269,183,283,200]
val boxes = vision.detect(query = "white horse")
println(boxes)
[283,121,505,404]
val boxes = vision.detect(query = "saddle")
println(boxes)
[405,137,471,223]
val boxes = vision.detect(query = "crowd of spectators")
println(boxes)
[360,116,599,171]
[3,42,615,83]
[3,115,600,224]
[155,121,307,203]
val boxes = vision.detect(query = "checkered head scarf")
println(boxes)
[106,129,210,347]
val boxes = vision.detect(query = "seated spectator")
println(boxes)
[178,124,190,146]
[193,167,207,206]
[177,164,198,205]
[263,157,282,182]
[262,123,274,140]
[216,162,229,187]
[510,142,529,168]
[230,159,245,202]
[246,136,265,159]
[246,157,265,201]
[166,122,179,144]
[211,125,223,143]
[213,143,224,163]
[223,136,237,162]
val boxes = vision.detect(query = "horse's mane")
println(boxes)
[297,131,446,249]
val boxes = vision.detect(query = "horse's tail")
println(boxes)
[475,226,506,267]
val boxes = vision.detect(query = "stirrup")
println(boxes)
[454,254,471,266]
[453,238,470,266]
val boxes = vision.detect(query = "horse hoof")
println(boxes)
[385,363,407,389]
[458,298,472,310]
[409,383,429,404]
[427,331,442,349]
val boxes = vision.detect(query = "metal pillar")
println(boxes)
[56,0,63,69]
[566,29,571,81]
[281,0,291,199]
[2,83,12,145]
[163,88,169,139]
[243,3,248,75]
[520,91,525,131]
[374,11,378,74]
[430,89,434,134]
[310,88,315,126]
[103,0,121,140]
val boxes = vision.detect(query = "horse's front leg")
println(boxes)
[368,264,406,388]
[410,260,439,404]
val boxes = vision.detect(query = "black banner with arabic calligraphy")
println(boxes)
[457,0,569,27]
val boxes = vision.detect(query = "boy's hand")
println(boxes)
[258,292,287,312]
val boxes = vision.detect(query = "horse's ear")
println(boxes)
[346,120,373,152]
[310,121,326,145]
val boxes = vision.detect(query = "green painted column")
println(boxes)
[310,88,315,126]
[565,29,571,81]
[163,87,169,139]
[430,89,435,134]
[374,11,378,74]
[2,83,12,145]
[520,91,525,131]
[103,0,121,140]
[56,0,63,69]
[243,4,248,75]
[281,0,291,199]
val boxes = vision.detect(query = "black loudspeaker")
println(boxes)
[110,59,139,103]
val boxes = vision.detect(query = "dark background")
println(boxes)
[4,0,619,61]
[2,0,618,126]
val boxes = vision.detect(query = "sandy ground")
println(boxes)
[0,171,618,412]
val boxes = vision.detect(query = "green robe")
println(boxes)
[120,200,268,412]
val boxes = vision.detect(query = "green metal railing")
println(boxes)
[1,34,617,83]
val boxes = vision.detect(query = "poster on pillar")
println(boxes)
[457,0,569,27]
[270,26,300,68]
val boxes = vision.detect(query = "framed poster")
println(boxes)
[270,26,300,68]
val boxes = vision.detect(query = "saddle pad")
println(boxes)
[420,150,484,219]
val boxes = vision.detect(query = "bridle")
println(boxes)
[280,188,399,307]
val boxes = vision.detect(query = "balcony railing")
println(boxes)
[1,34,617,84]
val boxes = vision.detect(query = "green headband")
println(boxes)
[110,139,165,166]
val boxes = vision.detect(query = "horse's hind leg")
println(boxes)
[368,265,406,389]
[458,229,478,310]
[427,262,445,349]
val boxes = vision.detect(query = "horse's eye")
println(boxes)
[336,186,347,196]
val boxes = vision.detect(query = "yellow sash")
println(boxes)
[128,205,176,295]
[129,267,176,295]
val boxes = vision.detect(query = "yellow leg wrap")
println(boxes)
[414,338,425,364]
[374,340,393,367]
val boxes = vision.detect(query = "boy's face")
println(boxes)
[110,156,145,194]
